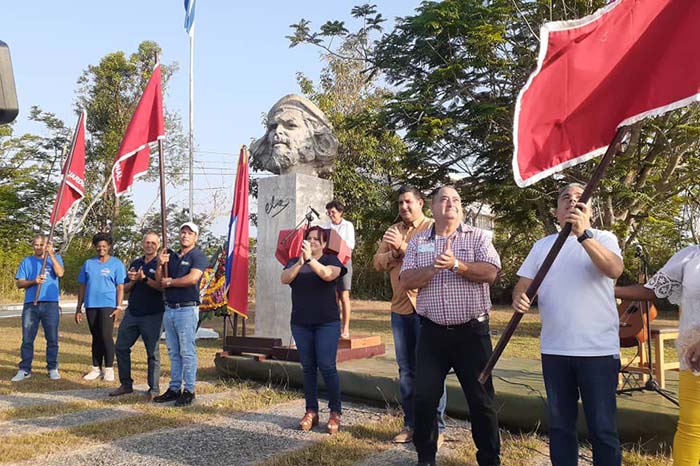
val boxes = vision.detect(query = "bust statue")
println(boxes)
[250,94,339,177]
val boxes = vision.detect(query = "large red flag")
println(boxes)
[225,146,250,318]
[112,65,165,194]
[513,0,700,187]
[50,111,86,223]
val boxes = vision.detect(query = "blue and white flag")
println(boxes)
[184,0,196,35]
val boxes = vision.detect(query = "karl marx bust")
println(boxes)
[250,94,339,177]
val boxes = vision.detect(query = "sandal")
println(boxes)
[328,411,341,435]
[299,411,319,431]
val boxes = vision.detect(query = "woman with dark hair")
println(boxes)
[75,233,126,382]
[281,226,347,434]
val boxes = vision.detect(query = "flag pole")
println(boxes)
[155,53,169,278]
[478,125,631,384]
[34,112,83,305]
[188,26,194,222]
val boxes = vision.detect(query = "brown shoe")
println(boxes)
[299,411,319,431]
[327,411,341,435]
[108,385,133,397]
[393,427,414,443]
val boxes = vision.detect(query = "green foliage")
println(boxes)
[290,1,700,298]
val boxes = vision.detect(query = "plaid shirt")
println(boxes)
[400,224,501,326]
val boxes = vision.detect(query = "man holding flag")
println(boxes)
[11,110,86,382]
[12,236,64,382]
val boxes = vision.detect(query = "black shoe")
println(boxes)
[153,388,181,403]
[175,389,195,406]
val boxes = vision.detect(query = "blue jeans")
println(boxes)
[391,312,446,431]
[291,321,342,413]
[542,354,621,466]
[163,305,198,392]
[20,302,59,372]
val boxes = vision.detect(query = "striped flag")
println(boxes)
[225,146,250,318]
[184,0,196,35]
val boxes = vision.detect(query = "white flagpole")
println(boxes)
[188,24,195,222]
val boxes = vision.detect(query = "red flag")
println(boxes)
[513,0,700,187]
[50,111,86,223]
[112,64,164,194]
[225,146,250,318]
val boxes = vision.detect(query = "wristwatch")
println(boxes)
[577,229,594,243]
[142,276,148,283]
[452,258,460,273]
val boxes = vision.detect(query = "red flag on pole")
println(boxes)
[112,64,165,194]
[50,111,86,223]
[513,0,700,187]
[225,146,250,318]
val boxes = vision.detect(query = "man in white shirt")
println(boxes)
[325,200,355,338]
[512,183,624,466]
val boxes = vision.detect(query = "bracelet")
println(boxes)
[167,278,173,287]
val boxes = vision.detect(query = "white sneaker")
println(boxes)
[48,369,61,380]
[103,367,115,382]
[83,367,102,381]
[11,370,31,382]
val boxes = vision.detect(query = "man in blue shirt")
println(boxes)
[13,235,65,381]
[154,222,208,406]
[109,232,165,399]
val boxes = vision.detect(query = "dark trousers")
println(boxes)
[86,307,115,367]
[414,316,500,465]
[291,321,342,414]
[542,354,621,466]
[115,310,163,393]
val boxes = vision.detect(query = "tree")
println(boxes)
[72,40,187,248]
[290,2,700,292]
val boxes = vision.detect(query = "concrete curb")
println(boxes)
[215,354,677,451]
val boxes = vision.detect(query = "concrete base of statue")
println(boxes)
[254,173,332,345]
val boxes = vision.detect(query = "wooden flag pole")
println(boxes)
[478,126,631,384]
[33,114,82,305]
[158,138,168,279]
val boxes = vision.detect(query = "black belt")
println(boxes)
[165,301,198,309]
[420,314,488,330]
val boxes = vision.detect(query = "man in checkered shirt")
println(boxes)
[400,186,501,466]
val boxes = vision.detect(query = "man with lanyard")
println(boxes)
[109,232,164,399]
[13,235,64,381]
[154,222,208,406]
[400,186,501,466]
[373,186,447,447]
[513,183,623,466]
[325,199,355,338]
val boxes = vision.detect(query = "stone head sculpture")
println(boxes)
[250,94,339,177]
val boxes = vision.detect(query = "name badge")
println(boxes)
[417,243,435,253]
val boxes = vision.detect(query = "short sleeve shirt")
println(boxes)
[164,247,209,304]
[78,256,127,308]
[16,255,64,303]
[400,224,501,325]
[517,229,622,356]
[126,256,164,316]
[286,254,347,325]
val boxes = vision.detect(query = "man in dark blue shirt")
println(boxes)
[153,222,208,406]
[13,235,64,382]
[109,232,165,399]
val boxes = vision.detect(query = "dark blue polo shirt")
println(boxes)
[164,247,208,305]
[126,256,164,316]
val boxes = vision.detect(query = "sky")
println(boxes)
[3,1,421,238]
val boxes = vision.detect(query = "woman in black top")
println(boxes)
[281,226,346,434]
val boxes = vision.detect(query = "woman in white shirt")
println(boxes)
[616,245,700,466]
